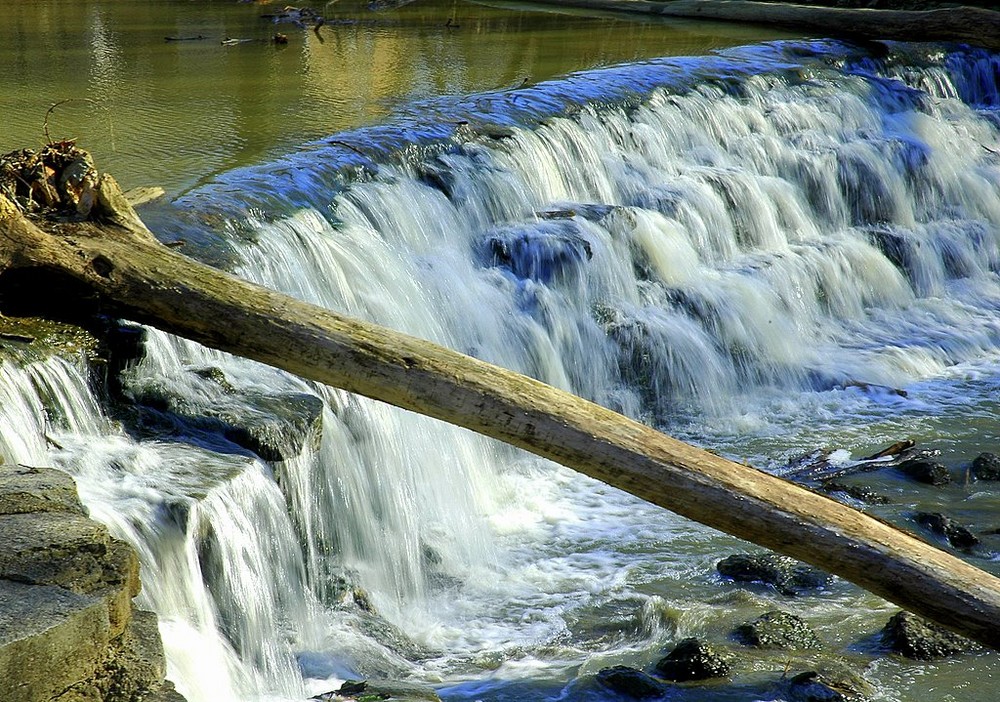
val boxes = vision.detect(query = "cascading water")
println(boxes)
[12,39,1000,701]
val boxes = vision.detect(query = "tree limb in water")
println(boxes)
[2,162,1000,650]
[526,0,1000,49]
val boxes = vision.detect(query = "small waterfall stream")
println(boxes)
[9,39,1000,701]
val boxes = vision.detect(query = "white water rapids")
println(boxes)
[7,40,1000,701]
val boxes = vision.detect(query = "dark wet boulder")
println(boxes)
[822,481,890,505]
[536,203,617,222]
[132,373,325,462]
[717,553,831,596]
[486,220,593,284]
[838,150,899,226]
[914,512,980,550]
[653,637,730,681]
[314,678,440,701]
[99,322,148,399]
[734,610,822,650]
[415,161,455,197]
[881,611,976,659]
[363,680,441,701]
[595,666,668,699]
[565,594,675,648]
[216,391,324,461]
[972,452,1000,480]
[786,669,873,702]
[897,458,950,485]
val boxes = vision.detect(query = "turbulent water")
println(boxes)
[9,39,1000,701]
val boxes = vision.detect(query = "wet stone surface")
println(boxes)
[717,553,831,596]
[654,637,731,681]
[733,610,823,651]
[880,611,977,660]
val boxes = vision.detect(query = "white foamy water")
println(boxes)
[7,40,1000,702]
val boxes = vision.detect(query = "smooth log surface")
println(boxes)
[2,183,1000,649]
[527,0,1000,49]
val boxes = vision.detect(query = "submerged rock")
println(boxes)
[565,594,677,648]
[897,457,950,485]
[785,668,873,702]
[733,610,823,650]
[972,452,1000,480]
[717,553,831,596]
[654,637,731,681]
[822,481,890,505]
[595,666,668,699]
[914,512,980,550]
[132,373,324,462]
[486,220,594,284]
[881,611,976,659]
[312,679,440,702]
[364,680,440,701]
[217,391,324,461]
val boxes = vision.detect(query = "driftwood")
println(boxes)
[527,0,1000,49]
[2,165,1000,649]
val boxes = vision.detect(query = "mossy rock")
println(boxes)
[734,610,823,650]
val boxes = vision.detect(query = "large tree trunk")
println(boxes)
[3,176,1000,649]
[529,0,1000,49]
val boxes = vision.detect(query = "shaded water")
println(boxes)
[6,3,1000,702]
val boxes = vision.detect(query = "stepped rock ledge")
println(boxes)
[0,463,186,702]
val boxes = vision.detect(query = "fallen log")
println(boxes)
[524,0,1000,50]
[2,167,1000,649]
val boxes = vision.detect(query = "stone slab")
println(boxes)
[0,464,84,515]
[0,578,110,701]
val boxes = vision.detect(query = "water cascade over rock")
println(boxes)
[6,39,1000,701]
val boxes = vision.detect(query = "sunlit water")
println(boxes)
[6,5,1000,702]
[0,0,792,195]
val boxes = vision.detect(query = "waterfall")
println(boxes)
[9,39,1000,701]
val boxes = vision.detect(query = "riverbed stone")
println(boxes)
[734,610,822,650]
[717,553,831,596]
[487,220,594,284]
[365,680,442,701]
[914,512,980,550]
[897,458,950,485]
[217,390,325,461]
[653,637,731,681]
[972,452,1000,480]
[880,611,976,659]
[595,666,668,699]
[144,682,188,702]
[785,668,873,702]
[134,377,324,462]
[312,678,441,702]
[821,481,890,505]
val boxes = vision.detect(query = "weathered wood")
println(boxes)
[2,179,1000,649]
[527,0,1000,49]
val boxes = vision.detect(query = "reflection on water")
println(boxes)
[0,0,796,194]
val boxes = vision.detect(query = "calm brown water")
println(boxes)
[0,0,796,194]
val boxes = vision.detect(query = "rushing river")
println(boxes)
[5,2,1000,702]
